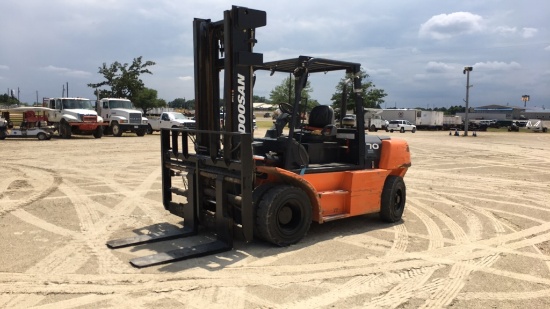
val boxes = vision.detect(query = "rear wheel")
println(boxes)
[370,125,377,132]
[112,122,122,137]
[256,185,312,246]
[0,130,6,140]
[412,127,416,133]
[380,176,406,223]
[147,124,153,134]
[400,127,405,133]
[37,132,47,140]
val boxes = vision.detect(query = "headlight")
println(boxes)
[119,119,128,123]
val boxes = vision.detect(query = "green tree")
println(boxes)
[269,76,318,112]
[0,93,20,106]
[330,69,387,113]
[88,56,156,102]
[133,88,166,115]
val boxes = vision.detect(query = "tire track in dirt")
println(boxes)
[0,164,62,217]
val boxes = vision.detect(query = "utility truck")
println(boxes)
[107,6,411,267]
[364,108,388,132]
[44,97,106,138]
[146,111,195,134]
[97,98,148,136]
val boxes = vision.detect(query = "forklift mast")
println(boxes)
[193,6,266,159]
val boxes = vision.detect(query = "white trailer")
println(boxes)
[380,109,443,130]
[443,115,463,130]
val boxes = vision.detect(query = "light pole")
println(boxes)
[463,66,473,136]
[521,95,530,108]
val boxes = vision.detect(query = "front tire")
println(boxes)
[380,176,406,223]
[412,127,416,133]
[112,122,122,137]
[93,126,103,138]
[400,127,405,133]
[60,122,72,139]
[370,125,377,132]
[136,128,146,136]
[256,185,312,246]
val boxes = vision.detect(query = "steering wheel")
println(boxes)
[279,103,294,115]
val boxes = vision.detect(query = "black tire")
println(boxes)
[256,185,312,246]
[412,127,416,133]
[60,122,72,139]
[37,132,47,140]
[112,122,122,137]
[400,127,405,133]
[390,129,394,133]
[136,128,146,136]
[147,124,153,134]
[370,125,377,132]
[93,126,103,138]
[0,130,6,140]
[380,176,406,223]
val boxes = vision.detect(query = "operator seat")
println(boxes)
[302,105,337,137]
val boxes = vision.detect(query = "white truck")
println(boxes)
[44,97,107,138]
[380,109,443,130]
[147,111,195,133]
[364,109,388,132]
[96,98,149,136]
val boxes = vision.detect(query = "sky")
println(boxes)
[1,0,549,109]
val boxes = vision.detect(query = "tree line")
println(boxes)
[1,56,463,116]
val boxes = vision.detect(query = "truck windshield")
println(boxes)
[62,99,94,110]
[109,100,135,109]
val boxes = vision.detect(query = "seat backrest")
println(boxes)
[308,105,334,128]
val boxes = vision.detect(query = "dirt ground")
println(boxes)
[1,127,550,308]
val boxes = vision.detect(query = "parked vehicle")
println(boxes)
[0,107,54,140]
[342,114,356,127]
[442,115,463,130]
[387,119,416,133]
[380,109,443,130]
[96,98,148,136]
[43,97,107,138]
[147,111,195,133]
[364,110,388,132]
[526,119,548,133]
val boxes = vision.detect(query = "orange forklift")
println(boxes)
[107,6,411,267]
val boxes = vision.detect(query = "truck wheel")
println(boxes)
[60,122,72,139]
[256,185,312,246]
[37,132,47,140]
[136,128,146,136]
[370,125,377,132]
[412,127,416,133]
[380,176,406,223]
[0,130,6,140]
[112,123,122,137]
[400,127,405,133]
[147,125,153,134]
[93,126,103,138]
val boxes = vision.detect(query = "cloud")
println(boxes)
[0,65,9,70]
[426,61,454,73]
[419,12,484,40]
[41,65,91,78]
[494,26,517,35]
[521,27,537,38]
[473,61,521,71]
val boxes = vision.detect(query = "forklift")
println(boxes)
[107,6,411,268]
